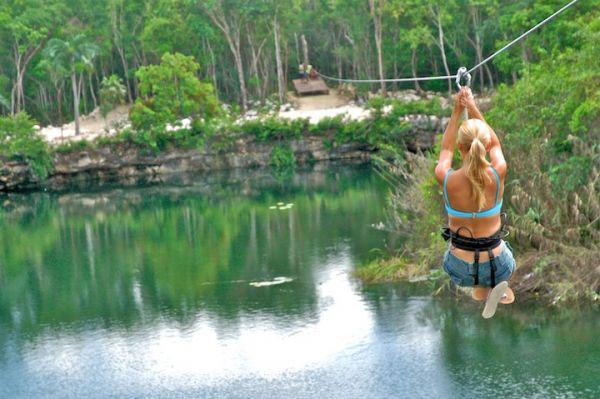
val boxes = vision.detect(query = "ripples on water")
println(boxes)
[0,165,598,398]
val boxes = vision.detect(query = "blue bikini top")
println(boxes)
[443,166,502,219]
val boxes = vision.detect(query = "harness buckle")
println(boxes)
[472,212,476,219]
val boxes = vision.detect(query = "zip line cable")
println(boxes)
[467,0,579,75]
[316,0,579,86]
[314,73,456,84]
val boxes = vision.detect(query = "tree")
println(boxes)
[0,112,52,178]
[426,1,456,95]
[368,0,386,97]
[38,57,68,126]
[0,94,9,112]
[273,14,285,103]
[44,34,99,135]
[99,75,126,127]
[130,52,219,131]
[201,0,250,111]
[0,0,66,114]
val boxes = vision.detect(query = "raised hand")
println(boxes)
[459,87,476,110]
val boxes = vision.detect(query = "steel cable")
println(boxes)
[315,0,579,85]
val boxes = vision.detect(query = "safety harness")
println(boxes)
[441,216,509,287]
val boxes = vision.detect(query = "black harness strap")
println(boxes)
[441,221,509,288]
[488,248,497,288]
[473,249,480,286]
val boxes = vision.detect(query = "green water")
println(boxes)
[0,165,598,398]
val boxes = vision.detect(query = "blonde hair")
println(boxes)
[458,119,492,211]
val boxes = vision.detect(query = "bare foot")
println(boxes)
[500,287,515,304]
[471,287,490,301]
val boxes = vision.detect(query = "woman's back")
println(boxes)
[445,167,504,238]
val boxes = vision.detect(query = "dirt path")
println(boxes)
[279,89,367,123]
[288,89,350,110]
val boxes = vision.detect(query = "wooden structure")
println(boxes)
[293,77,330,96]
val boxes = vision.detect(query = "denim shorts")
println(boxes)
[442,241,516,287]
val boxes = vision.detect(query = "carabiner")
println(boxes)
[455,67,472,89]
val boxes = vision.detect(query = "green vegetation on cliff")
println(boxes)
[358,15,600,306]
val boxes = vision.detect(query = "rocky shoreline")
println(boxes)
[0,114,444,193]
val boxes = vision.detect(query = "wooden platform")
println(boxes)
[293,78,330,96]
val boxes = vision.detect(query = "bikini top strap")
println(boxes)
[443,168,453,206]
[489,166,501,205]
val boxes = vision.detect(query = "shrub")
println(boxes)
[0,113,52,178]
[270,144,295,171]
[130,52,219,132]
[99,75,126,121]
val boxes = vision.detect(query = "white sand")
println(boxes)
[39,104,131,144]
[37,89,451,144]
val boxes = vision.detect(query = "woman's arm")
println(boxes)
[461,89,507,179]
[435,89,466,184]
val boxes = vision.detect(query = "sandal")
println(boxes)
[482,281,508,319]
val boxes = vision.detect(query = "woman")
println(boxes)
[434,87,516,319]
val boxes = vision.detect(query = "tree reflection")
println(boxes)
[0,166,388,341]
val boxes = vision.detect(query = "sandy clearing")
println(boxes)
[37,89,455,144]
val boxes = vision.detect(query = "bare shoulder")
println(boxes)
[435,149,454,185]
[490,159,507,180]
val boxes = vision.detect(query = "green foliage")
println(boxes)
[131,52,219,132]
[270,144,295,171]
[142,16,189,57]
[309,114,346,134]
[487,19,600,255]
[0,113,52,178]
[356,150,447,286]
[360,16,600,304]
[237,116,308,141]
[99,75,126,119]
[0,93,9,111]
[1,0,597,125]
[45,34,99,72]
[53,139,92,154]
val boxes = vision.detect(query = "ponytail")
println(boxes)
[464,137,491,210]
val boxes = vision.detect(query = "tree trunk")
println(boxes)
[484,63,495,91]
[284,40,289,93]
[247,31,261,99]
[369,0,386,97]
[469,7,485,92]
[204,4,247,111]
[274,15,285,104]
[10,30,51,114]
[111,4,134,103]
[301,34,309,68]
[88,73,98,109]
[294,33,300,68]
[232,49,247,111]
[475,33,484,91]
[81,73,88,115]
[411,47,421,93]
[206,39,219,100]
[117,47,134,102]
[247,26,270,101]
[71,73,81,136]
[344,31,357,79]
[15,70,25,113]
[10,85,16,116]
[433,10,452,95]
[57,86,63,126]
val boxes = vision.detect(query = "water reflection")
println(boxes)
[0,165,598,398]
[0,165,386,336]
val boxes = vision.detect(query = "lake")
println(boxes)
[0,165,598,398]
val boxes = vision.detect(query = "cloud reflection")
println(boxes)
[18,244,374,387]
